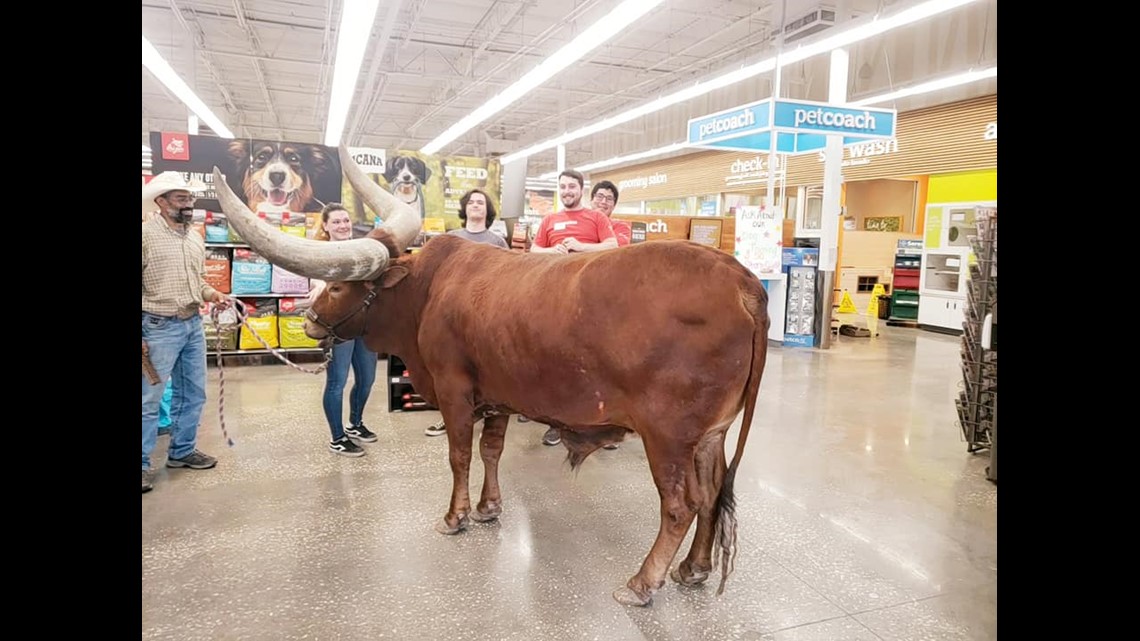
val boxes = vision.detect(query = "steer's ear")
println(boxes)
[378,264,410,289]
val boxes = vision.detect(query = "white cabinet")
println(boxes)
[918,249,968,332]
[917,293,965,332]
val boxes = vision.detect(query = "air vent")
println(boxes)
[771,6,838,43]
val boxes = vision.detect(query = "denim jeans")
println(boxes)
[142,312,207,470]
[322,337,377,441]
[158,379,173,428]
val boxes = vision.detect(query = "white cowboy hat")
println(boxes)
[142,171,207,218]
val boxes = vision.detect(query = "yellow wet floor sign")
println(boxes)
[838,290,858,313]
[865,283,887,316]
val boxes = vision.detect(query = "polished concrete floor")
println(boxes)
[142,326,997,641]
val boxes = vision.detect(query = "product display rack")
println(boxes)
[888,240,923,326]
[954,207,997,455]
[387,355,434,412]
[204,241,320,358]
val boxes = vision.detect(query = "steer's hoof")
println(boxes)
[613,586,653,607]
[671,566,710,587]
[434,515,468,535]
[470,504,501,523]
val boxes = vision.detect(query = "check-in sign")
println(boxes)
[688,100,771,145]
[773,99,895,138]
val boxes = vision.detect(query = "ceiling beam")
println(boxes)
[231,0,282,137]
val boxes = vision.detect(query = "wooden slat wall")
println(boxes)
[593,95,997,196]
[612,214,738,253]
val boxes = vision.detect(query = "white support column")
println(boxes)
[817,47,849,350]
[555,144,566,213]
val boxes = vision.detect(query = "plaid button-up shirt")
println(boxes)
[142,215,218,318]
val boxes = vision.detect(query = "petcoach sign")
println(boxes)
[687,100,770,145]
[687,98,896,156]
[773,99,895,138]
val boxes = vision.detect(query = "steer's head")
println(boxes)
[213,145,422,343]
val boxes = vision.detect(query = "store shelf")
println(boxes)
[231,293,310,298]
[209,348,324,356]
[387,355,434,412]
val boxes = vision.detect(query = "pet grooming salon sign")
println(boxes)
[347,149,502,230]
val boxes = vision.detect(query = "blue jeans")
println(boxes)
[322,337,377,441]
[158,379,173,428]
[142,312,207,470]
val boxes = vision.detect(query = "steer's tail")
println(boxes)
[713,290,770,596]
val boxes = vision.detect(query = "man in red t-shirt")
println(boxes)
[527,169,616,446]
[590,180,630,247]
[531,169,617,255]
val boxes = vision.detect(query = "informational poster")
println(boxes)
[630,221,647,244]
[345,150,501,231]
[688,219,723,248]
[525,189,555,218]
[733,205,783,278]
[149,132,343,217]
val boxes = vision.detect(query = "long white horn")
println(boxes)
[338,145,422,252]
[212,167,390,281]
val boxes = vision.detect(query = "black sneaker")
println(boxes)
[542,427,561,446]
[329,437,366,457]
[142,469,155,493]
[344,423,378,443]
[424,420,446,437]
[166,449,218,469]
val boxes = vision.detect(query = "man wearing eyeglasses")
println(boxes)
[590,180,630,247]
[141,172,232,494]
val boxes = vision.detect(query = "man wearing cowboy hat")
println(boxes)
[142,171,232,494]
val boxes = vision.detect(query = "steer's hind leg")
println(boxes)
[613,434,699,607]
[471,414,509,522]
[436,403,476,535]
[672,431,728,587]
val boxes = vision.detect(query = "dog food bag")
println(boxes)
[305,213,322,239]
[200,302,239,351]
[280,211,308,238]
[231,211,275,243]
[204,248,231,294]
[278,298,319,349]
[231,248,272,295]
[271,264,309,295]
[205,211,230,243]
[239,298,279,350]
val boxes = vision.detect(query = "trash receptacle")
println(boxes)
[876,294,891,320]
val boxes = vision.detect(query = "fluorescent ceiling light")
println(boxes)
[501,0,981,165]
[570,65,995,174]
[142,35,235,139]
[420,0,665,155]
[576,142,688,173]
[849,66,996,106]
[324,0,381,146]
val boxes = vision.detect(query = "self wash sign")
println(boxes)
[687,99,895,155]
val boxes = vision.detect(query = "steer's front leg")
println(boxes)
[471,413,509,522]
[436,402,476,535]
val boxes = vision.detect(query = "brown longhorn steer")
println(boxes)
[213,148,770,606]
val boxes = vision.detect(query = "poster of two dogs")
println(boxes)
[148,132,502,235]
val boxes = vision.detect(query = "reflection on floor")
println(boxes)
[143,327,996,640]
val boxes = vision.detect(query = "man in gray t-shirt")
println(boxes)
[425,188,507,437]
[447,188,508,249]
